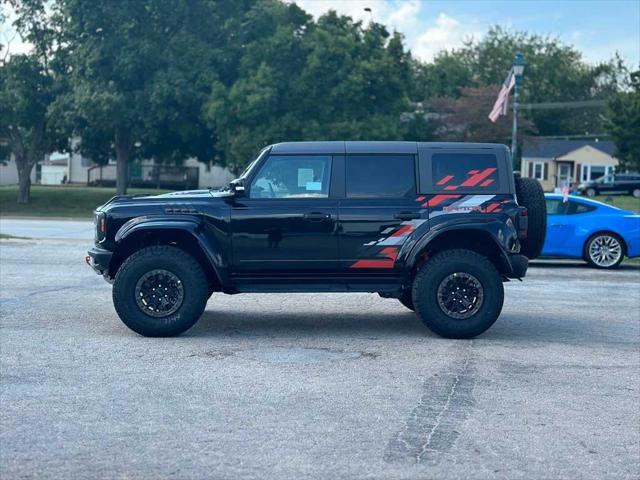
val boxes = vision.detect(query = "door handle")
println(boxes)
[304,212,331,221]
[394,212,421,220]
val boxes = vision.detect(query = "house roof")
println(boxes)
[522,139,615,159]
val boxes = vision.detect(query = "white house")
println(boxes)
[521,139,618,191]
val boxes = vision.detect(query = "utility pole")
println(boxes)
[511,53,525,162]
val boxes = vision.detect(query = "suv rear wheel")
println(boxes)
[412,249,504,339]
[113,245,208,336]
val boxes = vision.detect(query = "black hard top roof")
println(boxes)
[270,141,508,155]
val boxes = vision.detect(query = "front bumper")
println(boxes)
[86,246,113,278]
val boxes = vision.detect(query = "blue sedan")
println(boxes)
[542,194,640,268]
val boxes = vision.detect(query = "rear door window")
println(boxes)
[431,153,499,192]
[345,155,415,198]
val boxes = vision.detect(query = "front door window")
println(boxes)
[249,155,332,199]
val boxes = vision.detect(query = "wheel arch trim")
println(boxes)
[402,219,519,276]
[114,215,228,286]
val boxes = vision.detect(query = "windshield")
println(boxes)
[238,147,269,179]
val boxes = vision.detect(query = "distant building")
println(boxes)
[521,139,618,191]
[0,137,234,190]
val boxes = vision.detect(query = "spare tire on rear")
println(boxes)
[515,176,547,259]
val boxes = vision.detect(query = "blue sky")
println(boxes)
[294,0,640,66]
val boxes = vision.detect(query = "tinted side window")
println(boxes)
[346,155,415,198]
[546,199,565,215]
[546,199,596,215]
[249,155,332,199]
[570,202,596,214]
[431,153,499,192]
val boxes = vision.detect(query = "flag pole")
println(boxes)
[510,53,525,164]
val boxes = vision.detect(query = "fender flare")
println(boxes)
[115,215,228,286]
[401,218,519,275]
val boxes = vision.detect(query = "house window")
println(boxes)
[532,161,545,181]
[581,165,614,182]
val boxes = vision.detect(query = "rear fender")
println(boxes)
[400,217,520,276]
[114,215,229,286]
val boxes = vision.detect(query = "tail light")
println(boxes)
[517,207,528,239]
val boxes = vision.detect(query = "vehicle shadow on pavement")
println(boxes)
[186,309,636,346]
[190,309,434,339]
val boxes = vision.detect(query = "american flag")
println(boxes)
[488,69,515,123]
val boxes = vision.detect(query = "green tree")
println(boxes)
[0,0,67,203]
[205,4,423,170]
[430,85,536,146]
[605,70,640,172]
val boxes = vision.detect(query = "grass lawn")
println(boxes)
[592,195,640,212]
[0,185,172,218]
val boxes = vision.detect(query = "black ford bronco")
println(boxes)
[87,141,546,339]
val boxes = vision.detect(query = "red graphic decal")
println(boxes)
[444,185,458,191]
[416,196,426,202]
[479,179,494,187]
[468,169,480,174]
[380,247,398,260]
[350,259,394,269]
[460,168,497,187]
[436,175,454,186]
[392,224,414,237]
[427,194,462,207]
[485,203,501,213]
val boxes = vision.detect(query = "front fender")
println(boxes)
[115,215,229,286]
[401,216,520,274]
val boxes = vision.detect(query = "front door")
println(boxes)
[557,162,572,188]
[338,154,423,273]
[231,154,339,275]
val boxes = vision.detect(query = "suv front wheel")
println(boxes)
[113,245,208,337]
[412,249,504,339]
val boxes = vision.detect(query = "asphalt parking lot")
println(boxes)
[1,223,639,479]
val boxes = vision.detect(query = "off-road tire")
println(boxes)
[398,290,414,311]
[412,249,504,339]
[113,245,208,337]
[515,176,547,259]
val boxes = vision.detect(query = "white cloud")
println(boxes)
[413,13,482,61]
[290,1,484,62]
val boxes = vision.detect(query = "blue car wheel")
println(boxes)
[584,233,625,269]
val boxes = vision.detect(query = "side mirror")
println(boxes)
[230,180,245,197]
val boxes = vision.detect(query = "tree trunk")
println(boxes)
[15,155,34,204]
[115,129,132,195]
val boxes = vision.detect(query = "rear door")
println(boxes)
[337,153,424,273]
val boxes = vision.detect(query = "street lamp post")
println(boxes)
[511,53,525,162]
